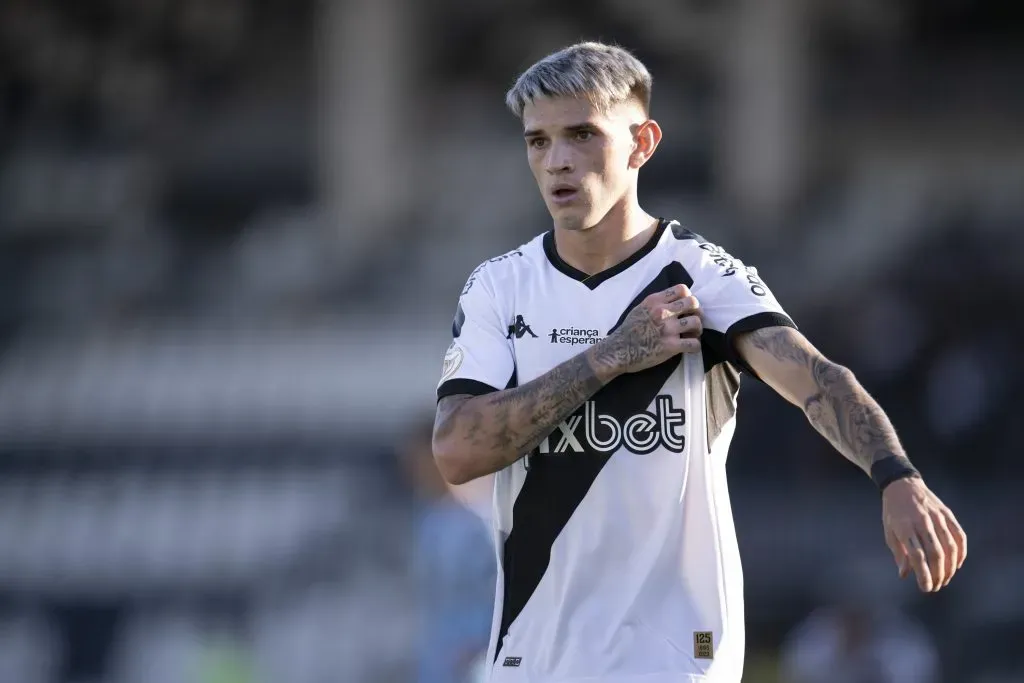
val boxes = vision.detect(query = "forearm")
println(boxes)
[738,326,916,478]
[433,345,619,484]
[802,361,913,475]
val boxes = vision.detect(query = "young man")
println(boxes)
[431,42,966,683]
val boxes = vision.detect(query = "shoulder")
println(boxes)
[664,220,706,245]
[662,220,722,260]
[459,235,545,298]
[661,220,755,279]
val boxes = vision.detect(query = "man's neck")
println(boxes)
[553,202,659,276]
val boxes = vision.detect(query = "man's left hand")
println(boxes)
[882,476,967,592]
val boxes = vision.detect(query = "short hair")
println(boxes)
[505,42,653,119]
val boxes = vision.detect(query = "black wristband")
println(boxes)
[871,456,920,492]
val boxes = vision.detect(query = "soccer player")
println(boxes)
[431,42,967,683]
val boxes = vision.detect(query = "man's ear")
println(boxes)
[630,119,663,169]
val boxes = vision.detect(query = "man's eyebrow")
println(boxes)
[523,123,596,137]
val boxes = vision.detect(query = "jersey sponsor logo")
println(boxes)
[502,656,522,667]
[507,315,538,339]
[698,241,768,297]
[440,342,464,383]
[537,395,685,455]
[460,250,524,295]
[548,327,601,345]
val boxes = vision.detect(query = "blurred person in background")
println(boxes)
[431,42,967,683]
[779,581,939,683]
[401,417,496,683]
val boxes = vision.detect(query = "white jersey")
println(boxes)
[436,219,795,683]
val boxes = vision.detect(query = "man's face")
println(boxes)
[522,96,649,231]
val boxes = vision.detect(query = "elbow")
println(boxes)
[823,361,857,389]
[432,394,492,485]
[431,438,476,486]
[800,360,857,406]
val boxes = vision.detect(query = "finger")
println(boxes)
[885,527,910,579]
[678,314,703,338]
[671,335,702,355]
[659,284,691,303]
[904,533,934,592]
[661,315,703,340]
[663,295,701,317]
[932,514,959,589]
[940,508,967,574]
[945,510,967,569]
[916,519,946,590]
[660,316,685,336]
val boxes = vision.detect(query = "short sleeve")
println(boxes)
[436,265,516,402]
[679,234,796,377]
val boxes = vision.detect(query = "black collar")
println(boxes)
[542,218,670,290]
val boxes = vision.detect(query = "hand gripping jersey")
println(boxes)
[436,219,796,683]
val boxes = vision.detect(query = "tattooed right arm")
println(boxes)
[432,348,613,484]
[432,283,702,484]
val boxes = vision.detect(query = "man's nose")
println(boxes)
[545,142,574,174]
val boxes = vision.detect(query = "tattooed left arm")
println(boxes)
[734,325,968,593]
[732,325,908,476]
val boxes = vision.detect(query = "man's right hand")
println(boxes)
[588,284,702,380]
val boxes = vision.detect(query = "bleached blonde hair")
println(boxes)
[505,42,653,118]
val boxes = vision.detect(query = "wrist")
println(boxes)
[871,455,920,493]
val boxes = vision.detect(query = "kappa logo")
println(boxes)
[549,327,601,346]
[507,315,538,340]
[538,395,685,455]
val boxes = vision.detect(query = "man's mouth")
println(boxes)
[551,186,579,204]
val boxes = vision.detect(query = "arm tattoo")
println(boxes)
[434,350,607,477]
[748,327,913,475]
[590,307,662,372]
[434,287,683,480]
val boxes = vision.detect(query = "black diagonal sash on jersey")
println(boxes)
[495,262,694,660]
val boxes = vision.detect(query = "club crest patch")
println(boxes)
[440,342,464,383]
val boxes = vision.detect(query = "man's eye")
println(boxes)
[529,138,547,149]
[575,130,593,142]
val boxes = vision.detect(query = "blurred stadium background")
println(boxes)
[0,0,1021,682]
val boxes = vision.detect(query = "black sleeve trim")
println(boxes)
[437,378,501,402]
[723,311,797,381]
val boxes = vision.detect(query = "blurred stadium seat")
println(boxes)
[0,0,1021,681]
